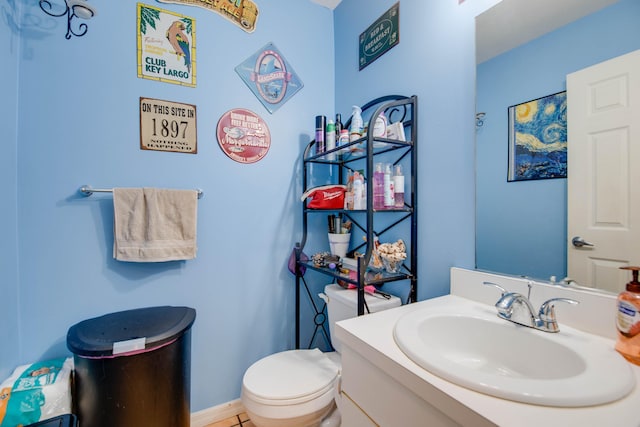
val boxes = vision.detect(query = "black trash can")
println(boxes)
[66,306,196,427]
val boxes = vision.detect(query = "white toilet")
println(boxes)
[241,284,401,427]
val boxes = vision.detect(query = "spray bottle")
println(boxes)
[326,119,336,161]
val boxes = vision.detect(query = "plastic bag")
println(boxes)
[0,358,73,427]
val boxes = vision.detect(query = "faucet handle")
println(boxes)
[538,298,579,332]
[483,281,507,296]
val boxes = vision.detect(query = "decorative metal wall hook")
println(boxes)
[39,0,97,39]
[476,112,486,128]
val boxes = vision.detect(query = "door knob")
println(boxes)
[572,236,594,248]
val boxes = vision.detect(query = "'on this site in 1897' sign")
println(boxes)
[140,97,197,154]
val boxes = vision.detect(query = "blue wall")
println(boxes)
[335,0,481,300]
[5,0,334,411]
[476,0,640,281]
[0,0,20,382]
[0,0,491,412]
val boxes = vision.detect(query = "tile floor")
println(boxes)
[205,412,254,427]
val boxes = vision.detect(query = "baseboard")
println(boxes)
[191,399,245,427]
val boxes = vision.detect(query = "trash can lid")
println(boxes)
[66,306,196,357]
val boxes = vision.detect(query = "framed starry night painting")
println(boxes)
[507,91,567,182]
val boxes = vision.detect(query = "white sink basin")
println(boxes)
[393,306,635,407]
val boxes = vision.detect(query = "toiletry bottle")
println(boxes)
[393,164,405,208]
[362,174,367,208]
[361,170,368,210]
[616,266,640,365]
[384,163,395,208]
[326,119,336,160]
[335,113,343,142]
[315,115,326,155]
[353,171,364,210]
[373,162,385,210]
[344,170,354,210]
[338,129,349,147]
[373,112,388,138]
[349,106,363,142]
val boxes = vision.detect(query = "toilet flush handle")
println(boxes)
[318,293,329,303]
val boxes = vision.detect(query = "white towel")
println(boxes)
[113,188,198,262]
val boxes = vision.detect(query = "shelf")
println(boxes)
[304,207,414,214]
[305,136,413,164]
[295,94,418,349]
[300,261,413,286]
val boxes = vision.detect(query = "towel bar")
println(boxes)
[79,185,204,199]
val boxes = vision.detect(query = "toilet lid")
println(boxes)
[243,349,339,404]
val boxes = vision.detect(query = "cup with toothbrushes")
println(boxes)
[327,215,351,258]
[328,233,350,258]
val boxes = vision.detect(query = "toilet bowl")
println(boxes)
[241,284,401,427]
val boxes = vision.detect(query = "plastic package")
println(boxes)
[372,112,388,137]
[0,358,73,427]
[386,121,406,141]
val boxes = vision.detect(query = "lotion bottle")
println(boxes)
[393,164,404,208]
[344,170,354,210]
[338,129,349,147]
[383,163,394,208]
[349,106,363,142]
[615,266,640,365]
[373,163,385,210]
[353,171,365,210]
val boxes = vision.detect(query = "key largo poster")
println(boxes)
[137,3,196,87]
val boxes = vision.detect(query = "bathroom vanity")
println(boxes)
[335,268,640,426]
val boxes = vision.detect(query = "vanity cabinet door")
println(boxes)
[340,392,378,427]
[340,346,468,427]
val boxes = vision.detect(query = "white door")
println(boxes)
[567,49,640,293]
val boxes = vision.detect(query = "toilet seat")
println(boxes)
[242,349,339,406]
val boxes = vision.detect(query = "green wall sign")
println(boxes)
[359,2,400,71]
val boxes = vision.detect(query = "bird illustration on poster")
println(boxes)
[166,21,191,73]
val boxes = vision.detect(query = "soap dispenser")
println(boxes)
[615,266,640,365]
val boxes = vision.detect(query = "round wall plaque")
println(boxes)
[216,108,271,163]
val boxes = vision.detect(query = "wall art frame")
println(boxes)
[507,91,567,182]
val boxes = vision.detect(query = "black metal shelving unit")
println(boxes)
[295,95,418,349]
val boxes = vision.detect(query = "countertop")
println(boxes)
[334,268,640,427]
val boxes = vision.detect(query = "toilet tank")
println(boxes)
[324,284,401,353]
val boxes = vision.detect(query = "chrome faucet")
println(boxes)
[483,281,578,333]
